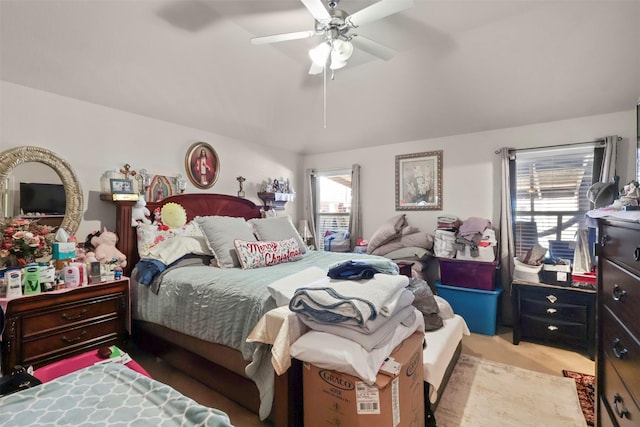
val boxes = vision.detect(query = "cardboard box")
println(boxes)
[302,332,425,427]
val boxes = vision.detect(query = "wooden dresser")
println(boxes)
[596,218,640,427]
[1,279,129,374]
[512,280,596,359]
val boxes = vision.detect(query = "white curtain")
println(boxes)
[303,168,317,248]
[600,135,618,183]
[499,148,515,325]
[348,164,361,250]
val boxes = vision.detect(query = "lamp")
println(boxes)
[310,38,354,71]
[298,220,312,246]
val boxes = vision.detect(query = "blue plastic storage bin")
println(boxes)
[435,282,502,335]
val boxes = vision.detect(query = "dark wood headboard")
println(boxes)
[110,193,263,276]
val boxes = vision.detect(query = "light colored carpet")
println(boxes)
[435,354,587,427]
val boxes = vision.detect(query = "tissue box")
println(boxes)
[52,242,76,260]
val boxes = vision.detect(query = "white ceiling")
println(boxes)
[1,0,639,155]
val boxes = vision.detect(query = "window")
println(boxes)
[511,145,596,260]
[314,169,352,250]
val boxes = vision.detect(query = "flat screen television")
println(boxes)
[19,182,66,215]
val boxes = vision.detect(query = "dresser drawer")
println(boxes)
[22,295,122,337]
[600,222,640,277]
[521,314,587,343]
[519,286,593,306]
[521,298,587,323]
[601,259,640,339]
[601,356,640,427]
[602,306,640,400]
[22,317,119,363]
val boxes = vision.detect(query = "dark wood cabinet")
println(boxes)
[1,279,129,374]
[512,280,595,359]
[596,218,640,427]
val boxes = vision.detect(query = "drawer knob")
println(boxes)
[634,247,640,261]
[600,234,609,247]
[546,294,558,304]
[62,309,87,321]
[613,394,631,419]
[612,338,628,359]
[546,308,557,314]
[547,325,559,331]
[61,330,87,344]
[612,284,627,302]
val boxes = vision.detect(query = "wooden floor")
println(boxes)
[126,325,594,427]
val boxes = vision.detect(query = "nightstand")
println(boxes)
[1,278,129,374]
[512,280,595,359]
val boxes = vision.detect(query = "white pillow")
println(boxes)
[434,295,455,319]
[289,310,424,385]
[193,216,256,268]
[248,216,307,254]
[146,236,212,265]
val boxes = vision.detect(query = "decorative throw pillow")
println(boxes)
[234,238,302,269]
[136,222,202,257]
[194,216,256,268]
[161,203,188,228]
[248,216,307,254]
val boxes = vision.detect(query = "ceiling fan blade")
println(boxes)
[347,0,413,28]
[251,30,316,45]
[309,62,324,75]
[351,35,397,60]
[300,0,331,23]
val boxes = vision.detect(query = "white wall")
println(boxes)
[303,110,636,240]
[1,81,301,239]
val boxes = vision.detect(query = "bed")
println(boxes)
[110,193,465,426]
[0,363,234,426]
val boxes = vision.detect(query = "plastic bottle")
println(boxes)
[70,261,87,286]
[64,264,80,288]
[6,267,22,299]
[23,264,41,295]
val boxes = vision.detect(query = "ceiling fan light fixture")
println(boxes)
[332,39,353,61]
[309,41,331,66]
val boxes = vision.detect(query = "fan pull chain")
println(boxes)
[323,64,327,129]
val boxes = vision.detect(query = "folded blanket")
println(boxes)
[297,305,417,351]
[371,231,434,256]
[289,273,409,325]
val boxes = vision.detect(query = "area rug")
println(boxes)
[563,370,595,426]
[434,354,587,427]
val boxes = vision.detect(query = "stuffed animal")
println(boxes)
[91,227,127,268]
[131,196,151,226]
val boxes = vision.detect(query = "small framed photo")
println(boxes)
[185,142,219,189]
[110,178,134,194]
[395,150,443,210]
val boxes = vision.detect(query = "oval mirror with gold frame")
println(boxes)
[0,146,83,235]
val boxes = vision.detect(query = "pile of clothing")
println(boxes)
[288,259,420,352]
[434,216,496,262]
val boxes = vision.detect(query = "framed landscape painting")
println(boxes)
[395,150,443,210]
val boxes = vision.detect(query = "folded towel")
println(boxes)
[289,273,409,325]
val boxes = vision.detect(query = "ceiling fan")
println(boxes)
[251,0,414,75]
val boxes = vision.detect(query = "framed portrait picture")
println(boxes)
[109,178,134,194]
[185,142,219,189]
[395,150,443,210]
